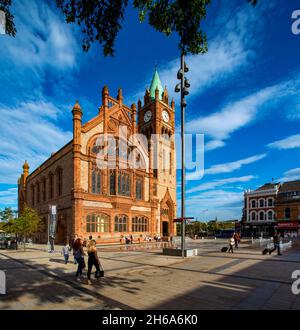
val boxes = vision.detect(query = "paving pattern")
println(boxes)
[0,239,300,310]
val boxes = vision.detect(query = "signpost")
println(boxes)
[48,205,57,252]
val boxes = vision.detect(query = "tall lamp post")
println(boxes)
[175,53,190,258]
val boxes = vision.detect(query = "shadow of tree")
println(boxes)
[0,253,145,310]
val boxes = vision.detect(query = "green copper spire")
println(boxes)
[149,68,164,100]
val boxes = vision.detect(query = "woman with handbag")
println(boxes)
[87,240,101,285]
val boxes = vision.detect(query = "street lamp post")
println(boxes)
[175,53,190,258]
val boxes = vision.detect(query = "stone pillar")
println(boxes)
[71,101,84,238]
[102,86,109,134]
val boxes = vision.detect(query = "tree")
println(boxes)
[0,207,17,232]
[8,206,42,251]
[1,0,258,56]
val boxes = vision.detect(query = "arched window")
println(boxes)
[86,213,110,233]
[251,200,256,208]
[56,168,63,196]
[285,208,291,219]
[91,169,101,194]
[49,173,54,199]
[268,198,273,207]
[268,211,273,220]
[114,215,128,232]
[136,177,143,200]
[259,211,264,221]
[36,181,40,204]
[132,216,149,232]
[42,177,46,202]
[259,199,265,208]
[31,184,35,206]
[251,212,256,221]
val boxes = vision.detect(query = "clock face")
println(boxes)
[162,110,170,123]
[144,110,152,123]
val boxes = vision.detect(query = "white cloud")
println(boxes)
[279,167,300,182]
[182,190,244,221]
[0,101,72,184]
[130,0,270,104]
[267,134,300,150]
[0,0,78,71]
[186,175,254,194]
[0,187,18,207]
[205,154,266,175]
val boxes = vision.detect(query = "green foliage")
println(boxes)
[12,206,42,237]
[0,207,17,232]
[134,0,210,55]
[3,1,258,56]
[0,0,16,36]
[0,207,15,222]
[56,0,129,56]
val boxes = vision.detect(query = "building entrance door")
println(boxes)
[162,221,169,237]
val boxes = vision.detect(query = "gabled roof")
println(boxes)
[255,183,279,191]
[279,180,300,192]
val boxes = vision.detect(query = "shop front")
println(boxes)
[276,221,300,238]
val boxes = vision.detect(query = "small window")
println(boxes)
[259,212,264,220]
[259,199,264,208]
[251,212,256,221]
[136,178,143,200]
[268,211,273,220]
[251,200,256,208]
[285,208,291,219]
[268,198,273,207]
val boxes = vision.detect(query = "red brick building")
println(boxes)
[18,70,177,244]
[275,180,300,238]
[242,183,279,237]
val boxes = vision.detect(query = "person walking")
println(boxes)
[228,235,235,253]
[73,238,85,281]
[234,232,239,249]
[71,234,78,264]
[269,232,282,256]
[61,243,70,264]
[87,240,101,285]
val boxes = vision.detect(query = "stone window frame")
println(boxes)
[259,210,265,221]
[55,167,63,197]
[135,176,143,200]
[90,164,102,195]
[259,198,265,208]
[36,181,40,204]
[132,216,149,232]
[86,213,110,233]
[114,214,128,232]
[48,172,54,200]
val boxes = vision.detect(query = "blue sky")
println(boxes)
[0,0,300,221]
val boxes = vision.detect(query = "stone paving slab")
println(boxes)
[1,240,300,310]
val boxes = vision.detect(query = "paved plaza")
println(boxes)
[0,239,300,310]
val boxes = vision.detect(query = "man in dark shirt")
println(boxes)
[269,232,282,256]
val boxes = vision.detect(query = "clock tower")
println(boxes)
[137,69,176,237]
